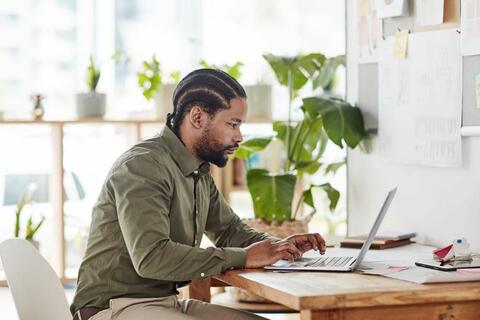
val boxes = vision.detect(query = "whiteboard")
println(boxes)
[378,29,462,167]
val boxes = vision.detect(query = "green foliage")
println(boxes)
[233,137,273,159]
[169,71,181,84]
[137,55,162,101]
[86,55,101,92]
[199,60,243,80]
[13,184,45,241]
[246,169,297,223]
[84,50,127,92]
[262,53,326,94]
[238,52,367,224]
[302,96,368,149]
[25,215,45,240]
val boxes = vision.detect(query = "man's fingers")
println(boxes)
[313,233,326,253]
[279,251,295,262]
[274,241,302,259]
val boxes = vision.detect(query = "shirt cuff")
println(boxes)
[222,247,247,271]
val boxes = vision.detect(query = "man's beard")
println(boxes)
[194,128,237,168]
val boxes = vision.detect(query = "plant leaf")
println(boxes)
[234,137,273,159]
[303,183,340,212]
[247,169,296,223]
[262,53,326,92]
[137,55,162,101]
[312,55,345,90]
[325,160,346,175]
[301,96,367,148]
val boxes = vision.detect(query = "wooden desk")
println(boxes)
[213,269,480,320]
[190,245,480,319]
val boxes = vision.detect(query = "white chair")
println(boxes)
[0,239,72,320]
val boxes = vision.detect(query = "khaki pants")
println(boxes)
[90,295,268,320]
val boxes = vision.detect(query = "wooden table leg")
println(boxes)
[188,278,212,302]
[300,301,480,320]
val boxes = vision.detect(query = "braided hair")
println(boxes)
[166,68,247,134]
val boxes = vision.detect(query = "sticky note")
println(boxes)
[393,30,409,59]
[476,73,480,109]
[358,0,370,17]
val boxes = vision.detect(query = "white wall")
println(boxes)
[345,0,480,249]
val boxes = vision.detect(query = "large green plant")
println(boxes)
[234,53,367,224]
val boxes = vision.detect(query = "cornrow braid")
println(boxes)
[166,68,247,134]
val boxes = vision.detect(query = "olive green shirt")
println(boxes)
[71,126,277,314]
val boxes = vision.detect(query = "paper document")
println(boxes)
[378,0,407,18]
[357,0,383,63]
[378,29,462,167]
[384,266,480,284]
[476,74,480,109]
[416,0,444,26]
[461,0,480,56]
[358,0,370,16]
[393,30,409,59]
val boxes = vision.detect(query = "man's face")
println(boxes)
[194,97,247,167]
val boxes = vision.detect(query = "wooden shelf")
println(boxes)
[0,118,165,124]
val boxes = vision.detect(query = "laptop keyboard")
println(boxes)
[305,256,353,267]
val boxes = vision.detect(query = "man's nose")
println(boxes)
[234,128,243,144]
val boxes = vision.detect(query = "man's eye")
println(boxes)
[228,122,238,128]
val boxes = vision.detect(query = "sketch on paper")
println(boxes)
[378,29,462,167]
[378,0,407,18]
[415,0,444,26]
[461,0,480,56]
[357,0,383,63]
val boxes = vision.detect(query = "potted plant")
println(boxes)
[137,55,182,119]
[226,52,367,303]
[199,60,272,120]
[13,183,45,250]
[236,52,367,243]
[76,55,107,118]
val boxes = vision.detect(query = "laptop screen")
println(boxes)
[350,187,397,270]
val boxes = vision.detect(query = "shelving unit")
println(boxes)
[0,117,226,284]
[0,117,272,284]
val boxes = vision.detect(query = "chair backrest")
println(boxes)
[0,239,72,320]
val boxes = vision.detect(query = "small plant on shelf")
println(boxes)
[13,183,45,248]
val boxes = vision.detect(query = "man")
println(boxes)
[71,69,326,320]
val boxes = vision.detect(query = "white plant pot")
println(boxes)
[76,92,107,118]
[244,84,272,120]
[154,84,176,119]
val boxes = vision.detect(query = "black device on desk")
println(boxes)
[415,258,480,271]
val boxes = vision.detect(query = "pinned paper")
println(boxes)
[416,0,444,26]
[393,30,409,59]
[358,0,370,16]
[476,74,480,109]
[462,0,480,56]
[378,0,408,18]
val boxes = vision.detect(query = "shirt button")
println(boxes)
[200,272,205,277]
[193,170,199,175]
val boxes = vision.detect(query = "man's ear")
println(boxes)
[188,106,206,129]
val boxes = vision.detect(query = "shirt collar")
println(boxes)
[160,126,210,177]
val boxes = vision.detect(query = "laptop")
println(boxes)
[264,187,398,272]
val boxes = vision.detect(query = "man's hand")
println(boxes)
[244,239,303,268]
[283,233,326,255]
